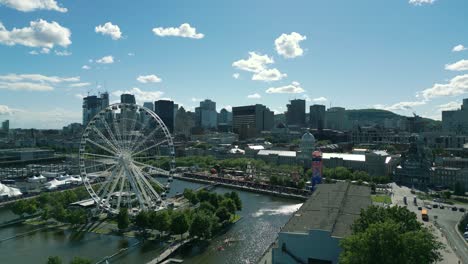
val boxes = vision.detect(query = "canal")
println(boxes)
[0,178,301,264]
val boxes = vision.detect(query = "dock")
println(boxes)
[147,239,192,264]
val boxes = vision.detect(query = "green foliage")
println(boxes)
[170,211,189,236]
[183,188,199,205]
[135,211,150,230]
[149,210,171,233]
[117,208,130,230]
[226,191,242,211]
[67,209,87,226]
[198,201,216,213]
[189,212,213,239]
[10,199,38,216]
[215,206,232,223]
[219,198,236,214]
[340,206,443,264]
[70,257,92,264]
[442,191,451,199]
[46,256,62,264]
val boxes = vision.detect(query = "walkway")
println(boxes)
[147,238,192,264]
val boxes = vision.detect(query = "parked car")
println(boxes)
[426,205,432,209]
[439,204,445,209]
[459,207,466,212]
[417,206,422,210]
[452,206,458,211]
[433,204,439,208]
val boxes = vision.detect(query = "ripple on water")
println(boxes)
[251,203,303,218]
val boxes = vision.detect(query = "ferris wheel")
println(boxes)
[79,103,175,215]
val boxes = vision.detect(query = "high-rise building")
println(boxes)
[326,107,348,131]
[143,102,154,111]
[121,93,136,104]
[195,99,218,129]
[1,120,9,132]
[232,104,274,139]
[442,98,468,134]
[155,100,174,133]
[309,104,326,130]
[82,93,109,126]
[218,108,233,125]
[286,99,306,126]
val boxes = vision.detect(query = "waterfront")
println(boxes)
[0,178,300,264]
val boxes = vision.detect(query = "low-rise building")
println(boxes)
[272,182,371,264]
[430,167,468,191]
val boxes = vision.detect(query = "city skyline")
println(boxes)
[0,0,468,128]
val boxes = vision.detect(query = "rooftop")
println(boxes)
[257,149,296,157]
[322,153,365,162]
[281,182,371,238]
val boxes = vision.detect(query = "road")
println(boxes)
[391,183,467,264]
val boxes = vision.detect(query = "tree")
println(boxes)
[183,188,199,205]
[67,209,87,226]
[150,210,171,233]
[189,213,213,239]
[220,198,236,214]
[228,191,242,211]
[198,201,216,213]
[46,256,62,264]
[117,208,130,231]
[340,220,443,264]
[135,211,150,230]
[170,211,189,238]
[215,206,232,223]
[70,257,92,264]
[352,205,421,234]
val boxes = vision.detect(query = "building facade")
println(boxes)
[82,92,109,126]
[232,104,274,139]
[154,100,175,133]
[442,98,468,134]
[286,99,306,127]
[326,107,348,131]
[309,104,326,130]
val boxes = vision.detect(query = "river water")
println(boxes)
[0,179,300,264]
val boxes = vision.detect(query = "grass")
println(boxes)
[230,214,242,224]
[371,195,392,204]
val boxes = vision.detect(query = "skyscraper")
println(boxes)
[286,99,306,126]
[155,100,174,133]
[121,93,136,104]
[310,104,326,130]
[232,104,274,139]
[326,107,348,131]
[195,99,218,129]
[1,120,9,132]
[143,102,154,111]
[82,93,109,126]
[442,98,468,134]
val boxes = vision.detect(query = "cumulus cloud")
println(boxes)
[274,32,306,59]
[111,88,164,105]
[420,74,468,99]
[29,47,50,55]
[0,104,14,115]
[0,19,71,48]
[0,73,81,92]
[409,0,435,5]
[445,59,468,71]
[247,93,261,99]
[95,22,122,40]
[374,101,426,111]
[82,65,90,70]
[252,68,287,82]
[452,44,467,52]
[313,97,328,103]
[0,0,67,12]
[266,81,305,94]
[191,97,202,102]
[232,52,274,73]
[152,23,204,39]
[54,50,71,56]
[128,52,134,56]
[96,55,114,64]
[438,101,461,112]
[69,82,90,88]
[232,73,240,79]
[137,74,162,83]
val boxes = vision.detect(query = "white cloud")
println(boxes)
[111,88,164,105]
[247,93,261,99]
[0,0,67,12]
[0,81,53,91]
[152,23,204,39]
[128,52,134,56]
[0,73,79,83]
[0,19,71,48]
[374,101,426,111]
[40,47,50,54]
[69,82,90,88]
[29,47,51,55]
[420,74,468,99]
[95,22,122,40]
[252,68,287,82]
[274,32,306,59]
[232,52,274,73]
[29,50,38,55]
[313,97,328,103]
[74,93,86,99]
[409,0,435,5]
[0,104,14,115]
[452,44,467,52]
[266,81,305,94]
[8,107,81,129]
[82,65,90,70]
[55,50,71,56]
[191,97,202,102]
[445,59,468,71]
[96,55,114,64]
[222,105,232,111]
[438,101,461,112]
[137,74,162,83]
[232,73,240,79]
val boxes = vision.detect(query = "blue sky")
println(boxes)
[0,0,467,128]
